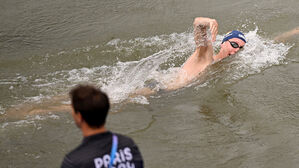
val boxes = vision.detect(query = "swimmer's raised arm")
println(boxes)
[165,17,218,90]
[183,17,217,74]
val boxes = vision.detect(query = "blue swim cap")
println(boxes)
[222,30,246,43]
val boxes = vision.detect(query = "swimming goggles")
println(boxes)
[228,41,243,49]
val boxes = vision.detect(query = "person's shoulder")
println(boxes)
[61,151,78,168]
[61,140,100,168]
[114,132,135,142]
[61,145,82,167]
[62,138,95,166]
[66,132,112,157]
[113,132,140,148]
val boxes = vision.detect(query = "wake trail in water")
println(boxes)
[0,27,292,119]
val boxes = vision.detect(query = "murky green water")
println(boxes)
[1,0,299,167]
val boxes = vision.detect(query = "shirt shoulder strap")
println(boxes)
[108,134,118,168]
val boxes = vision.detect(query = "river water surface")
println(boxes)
[1,0,299,167]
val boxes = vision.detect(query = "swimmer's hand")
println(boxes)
[193,17,218,43]
[209,19,218,42]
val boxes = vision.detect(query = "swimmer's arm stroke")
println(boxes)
[166,17,218,90]
[274,26,299,42]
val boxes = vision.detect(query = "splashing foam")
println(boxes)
[0,105,5,115]
[1,113,60,129]
[98,32,195,103]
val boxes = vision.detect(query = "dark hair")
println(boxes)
[69,85,110,128]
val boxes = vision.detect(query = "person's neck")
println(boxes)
[81,124,107,137]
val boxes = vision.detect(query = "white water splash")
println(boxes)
[1,113,60,129]
[24,94,50,103]
[0,105,5,115]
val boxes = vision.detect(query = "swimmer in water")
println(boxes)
[135,17,247,94]
[167,17,247,90]
[136,22,299,95]
[167,22,299,91]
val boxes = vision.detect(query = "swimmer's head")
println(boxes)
[216,30,246,60]
[222,30,246,44]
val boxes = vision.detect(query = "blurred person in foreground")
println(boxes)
[61,85,144,168]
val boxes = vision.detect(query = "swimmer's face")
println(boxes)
[221,38,246,56]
